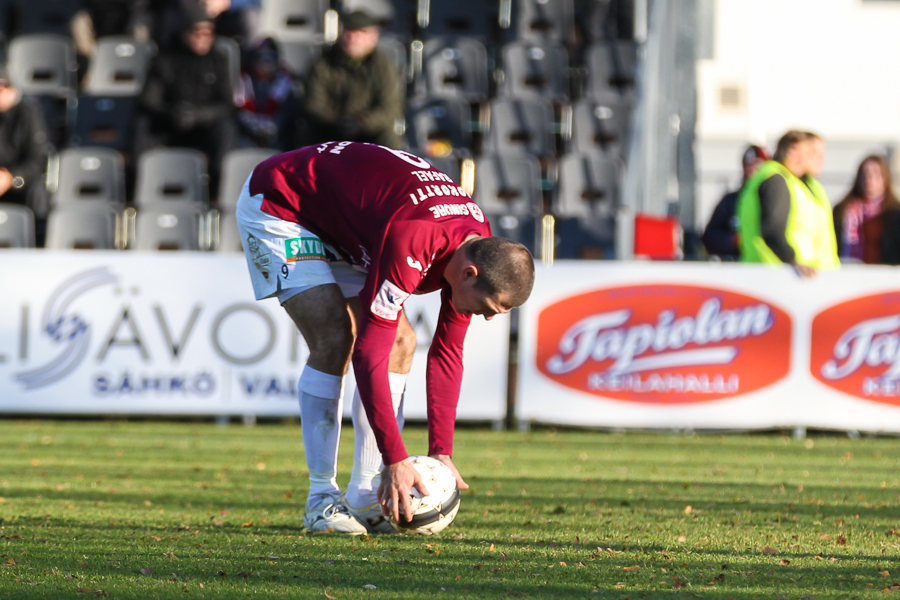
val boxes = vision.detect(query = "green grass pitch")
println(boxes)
[0,419,898,599]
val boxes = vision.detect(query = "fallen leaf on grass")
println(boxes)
[836,535,848,546]
[139,568,155,575]
[761,546,779,555]
[684,506,692,514]
[881,571,891,577]
[677,536,687,543]
[76,588,92,593]
[779,560,791,566]
[237,572,250,578]
[165,553,178,560]
[363,584,377,590]
[241,521,254,527]
[489,544,495,552]
[6,558,15,565]
[78,562,87,569]
[324,591,336,600]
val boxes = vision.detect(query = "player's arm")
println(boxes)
[425,288,471,490]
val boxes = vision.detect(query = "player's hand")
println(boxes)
[430,454,469,491]
[794,264,816,278]
[378,459,429,524]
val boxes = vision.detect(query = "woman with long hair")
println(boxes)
[833,155,900,264]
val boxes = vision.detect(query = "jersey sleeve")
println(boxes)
[426,288,471,456]
[351,221,447,465]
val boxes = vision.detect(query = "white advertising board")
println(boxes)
[518,261,900,433]
[0,251,508,421]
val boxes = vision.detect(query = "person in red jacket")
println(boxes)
[235,142,535,533]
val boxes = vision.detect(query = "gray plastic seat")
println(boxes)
[53,147,126,207]
[554,150,619,258]
[501,41,569,102]
[260,0,328,41]
[84,36,154,97]
[278,39,322,79]
[0,203,35,248]
[7,34,76,98]
[378,34,408,84]
[515,0,575,46]
[45,202,118,250]
[215,37,242,99]
[585,40,638,98]
[422,0,500,39]
[474,152,542,252]
[420,37,489,102]
[135,148,208,207]
[69,96,137,152]
[218,148,278,209]
[571,94,633,154]
[217,211,243,252]
[135,205,203,251]
[486,97,555,159]
[406,96,472,157]
[11,0,80,35]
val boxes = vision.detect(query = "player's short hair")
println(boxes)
[466,236,535,307]
[773,130,811,163]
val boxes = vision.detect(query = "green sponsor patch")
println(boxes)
[285,237,326,262]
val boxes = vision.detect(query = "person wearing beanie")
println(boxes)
[303,10,403,149]
[136,4,236,199]
[236,37,296,150]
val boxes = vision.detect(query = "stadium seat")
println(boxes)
[217,211,243,252]
[260,0,328,41]
[84,36,154,97]
[134,148,209,208]
[215,37,242,100]
[69,95,137,152]
[45,201,119,250]
[406,96,472,157]
[134,204,203,251]
[0,202,35,248]
[7,34,77,98]
[474,152,543,252]
[420,0,501,40]
[10,0,79,35]
[340,0,397,29]
[585,40,638,98]
[514,0,576,46]
[52,147,126,208]
[218,148,278,209]
[570,94,633,154]
[500,40,569,102]
[277,39,322,79]
[419,37,489,102]
[485,97,556,159]
[553,150,619,258]
[378,34,409,84]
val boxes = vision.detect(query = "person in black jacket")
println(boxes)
[136,4,236,198]
[702,144,769,259]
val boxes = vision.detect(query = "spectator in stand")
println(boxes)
[737,130,839,276]
[136,4,236,198]
[832,155,899,264]
[303,10,403,149]
[237,38,296,150]
[0,66,49,243]
[71,0,152,61]
[702,144,769,259]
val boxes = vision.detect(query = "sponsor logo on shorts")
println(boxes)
[536,284,792,403]
[811,293,900,405]
[246,234,271,280]
[285,237,327,263]
[371,280,410,321]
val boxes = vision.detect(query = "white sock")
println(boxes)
[298,366,344,509]
[346,372,407,509]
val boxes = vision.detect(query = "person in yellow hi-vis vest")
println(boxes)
[737,130,840,277]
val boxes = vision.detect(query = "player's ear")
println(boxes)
[462,264,479,281]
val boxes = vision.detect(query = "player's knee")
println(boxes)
[307,324,354,373]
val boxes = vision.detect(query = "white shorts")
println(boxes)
[235,175,365,302]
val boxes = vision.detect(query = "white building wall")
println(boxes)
[695,0,900,231]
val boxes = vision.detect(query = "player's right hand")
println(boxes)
[378,459,429,524]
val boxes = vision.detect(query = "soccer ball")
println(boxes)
[389,455,460,535]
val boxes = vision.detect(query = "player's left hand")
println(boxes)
[430,454,469,491]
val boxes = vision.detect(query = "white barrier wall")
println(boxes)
[0,251,509,421]
[518,262,900,433]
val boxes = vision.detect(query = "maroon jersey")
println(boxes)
[249,142,492,464]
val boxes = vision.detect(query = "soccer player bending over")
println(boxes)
[236,142,535,533]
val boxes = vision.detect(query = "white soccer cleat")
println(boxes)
[303,498,368,535]
[344,497,397,534]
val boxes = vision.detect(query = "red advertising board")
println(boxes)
[811,292,900,406]
[536,284,792,403]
